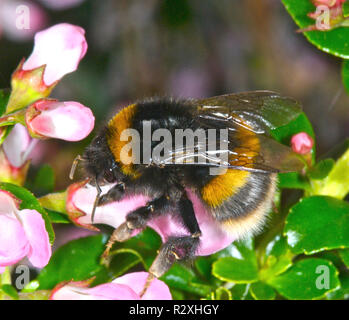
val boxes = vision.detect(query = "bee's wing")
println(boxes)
[194,90,302,134]
[152,91,305,173]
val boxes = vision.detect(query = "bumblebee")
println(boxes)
[74,91,304,280]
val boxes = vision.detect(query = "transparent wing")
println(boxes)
[151,91,305,173]
[194,90,302,134]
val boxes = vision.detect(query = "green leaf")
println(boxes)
[214,287,232,300]
[342,60,349,94]
[212,238,259,283]
[0,89,10,116]
[309,147,349,198]
[0,182,55,244]
[195,257,212,280]
[1,284,19,300]
[230,284,254,300]
[107,248,144,279]
[285,196,349,254]
[37,235,108,289]
[160,263,211,297]
[259,234,294,281]
[278,172,310,190]
[282,0,349,59]
[268,258,340,299]
[46,209,70,224]
[250,282,276,300]
[338,248,349,267]
[32,165,55,195]
[326,275,349,299]
[308,159,335,180]
[271,112,315,162]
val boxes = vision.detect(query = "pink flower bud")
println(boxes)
[26,99,95,141]
[23,23,87,86]
[6,23,87,113]
[0,190,51,268]
[50,272,171,300]
[291,132,314,155]
[66,181,235,256]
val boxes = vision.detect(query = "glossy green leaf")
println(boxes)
[278,172,310,190]
[307,159,335,180]
[195,256,215,282]
[271,112,315,162]
[283,0,349,58]
[0,182,54,244]
[259,234,294,281]
[268,258,340,299]
[285,196,349,254]
[212,238,259,283]
[342,60,349,94]
[326,275,349,299]
[161,264,211,297]
[230,284,254,300]
[250,282,276,300]
[37,235,108,289]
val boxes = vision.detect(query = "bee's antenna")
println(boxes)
[91,174,102,223]
[69,155,83,180]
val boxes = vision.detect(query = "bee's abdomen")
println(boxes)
[202,171,277,239]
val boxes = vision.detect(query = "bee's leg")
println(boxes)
[102,195,169,258]
[97,182,126,206]
[149,193,201,278]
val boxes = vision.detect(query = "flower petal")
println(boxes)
[0,214,30,266]
[18,209,51,268]
[112,271,172,300]
[51,282,140,300]
[3,124,31,167]
[0,190,20,215]
[23,23,87,85]
[149,189,235,256]
[28,100,95,141]
[74,183,148,230]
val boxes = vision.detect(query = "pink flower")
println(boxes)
[6,23,88,113]
[0,190,51,269]
[291,132,314,155]
[22,23,87,86]
[26,99,95,141]
[0,124,35,185]
[0,0,47,42]
[50,272,172,300]
[3,124,35,168]
[66,181,235,256]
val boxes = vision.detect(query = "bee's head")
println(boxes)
[72,128,123,185]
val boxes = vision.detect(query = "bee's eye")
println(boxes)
[104,168,115,183]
